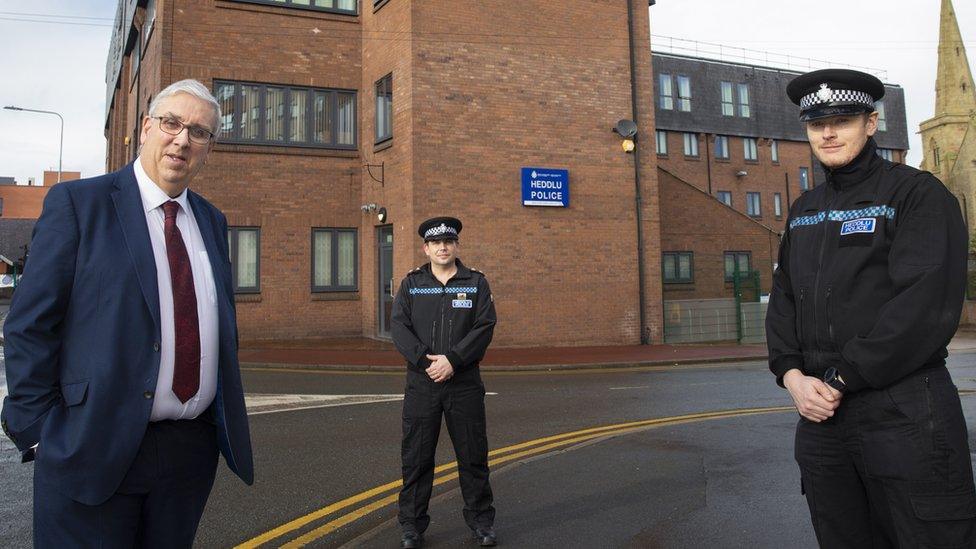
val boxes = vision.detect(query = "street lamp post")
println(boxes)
[3,106,64,184]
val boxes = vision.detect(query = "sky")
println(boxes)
[0,0,973,184]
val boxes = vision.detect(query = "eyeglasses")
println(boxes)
[153,116,215,145]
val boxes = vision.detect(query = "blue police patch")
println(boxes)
[452,299,473,309]
[840,218,876,236]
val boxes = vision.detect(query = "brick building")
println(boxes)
[0,172,81,275]
[651,52,909,301]
[104,0,662,346]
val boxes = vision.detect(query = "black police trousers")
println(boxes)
[795,366,976,548]
[398,368,495,534]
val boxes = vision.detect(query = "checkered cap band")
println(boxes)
[800,88,874,109]
[423,223,458,239]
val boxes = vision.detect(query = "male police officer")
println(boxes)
[392,217,497,548]
[766,68,976,547]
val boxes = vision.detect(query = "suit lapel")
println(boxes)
[111,163,161,331]
[188,192,230,304]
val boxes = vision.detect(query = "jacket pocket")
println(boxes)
[60,380,89,407]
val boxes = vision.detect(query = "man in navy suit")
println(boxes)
[1,79,253,547]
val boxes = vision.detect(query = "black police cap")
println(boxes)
[418,217,462,241]
[786,68,885,121]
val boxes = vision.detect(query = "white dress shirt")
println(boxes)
[134,158,219,421]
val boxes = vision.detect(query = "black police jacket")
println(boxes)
[766,138,968,392]
[391,259,497,373]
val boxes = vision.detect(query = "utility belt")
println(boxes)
[801,350,946,387]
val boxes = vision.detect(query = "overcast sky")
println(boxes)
[0,0,973,184]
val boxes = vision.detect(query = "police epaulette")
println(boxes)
[407,266,422,275]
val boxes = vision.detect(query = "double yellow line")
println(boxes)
[237,405,794,548]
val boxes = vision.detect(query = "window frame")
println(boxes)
[743,137,758,162]
[737,83,750,118]
[770,139,779,163]
[746,192,761,217]
[682,132,699,158]
[375,73,393,144]
[799,167,810,191]
[876,100,887,132]
[676,75,692,112]
[877,148,894,162]
[717,191,732,207]
[228,227,261,294]
[662,251,694,284]
[658,73,674,110]
[714,135,729,160]
[655,130,668,156]
[311,228,359,292]
[227,0,358,15]
[774,193,783,218]
[720,81,734,116]
[724,251,752,282]
[214,80,358,149]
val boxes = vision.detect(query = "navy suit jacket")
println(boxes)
[1,163,254,505]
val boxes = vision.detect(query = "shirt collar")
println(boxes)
[133,156,190,214]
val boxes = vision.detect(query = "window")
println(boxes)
[312,229,358,291]
[717,191,732,206]
[724,251,751,282]
[720,81,749,117]
[658,73,673,110]
[774,193,783,218]
[770,139,779,163]
[683,133,698,157]
[676,75,692,112]
[655,130,668,155]
[799,167,810,191]
[876,100,887,132]
[743,138,758,161]
[877,148,894,161]
[662,252,694,284]
[720,82,734,116]
[737,83,750,118]
[214,81,356,148]
[230,0,357,13]
[144,0,156,44]
[714,135,729,159]
[933,141,941,169]
[228,227,260,293]
[746,192,761,217]
[375,73,393,143]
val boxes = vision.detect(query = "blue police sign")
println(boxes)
[522,168,569,207]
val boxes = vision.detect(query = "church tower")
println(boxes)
[919,0,976,228]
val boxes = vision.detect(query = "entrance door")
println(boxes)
[377,226,394,338]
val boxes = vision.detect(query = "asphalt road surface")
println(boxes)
[3,353,976,548]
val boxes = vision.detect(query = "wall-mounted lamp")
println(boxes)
[612,119,638,154]
[377,207,388,224]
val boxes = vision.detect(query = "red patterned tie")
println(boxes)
[162,201,200,403]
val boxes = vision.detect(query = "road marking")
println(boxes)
[236,405,794,548]
[609,385,651,390]
[245,394,404,416]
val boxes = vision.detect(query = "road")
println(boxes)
[3,354,976,547]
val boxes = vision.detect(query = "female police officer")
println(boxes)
[391,217,497,548]
[766,68,976,547]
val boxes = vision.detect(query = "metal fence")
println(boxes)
[663,298,769,344]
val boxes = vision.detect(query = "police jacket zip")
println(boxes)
[391,259,497,374]
[766,137,968,392]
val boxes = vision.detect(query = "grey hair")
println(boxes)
[148,79,221,133]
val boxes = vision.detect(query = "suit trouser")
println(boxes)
[398,368,495,533]
[795,366,976,548]
[34,417,218,549]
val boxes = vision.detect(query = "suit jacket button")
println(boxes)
[143,391,154,399]
[153,342,160,352]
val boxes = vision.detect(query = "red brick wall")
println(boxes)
[657,133,815,233]
[658,167,779,300]
[0,186,51,219]
[103,0,664,346]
